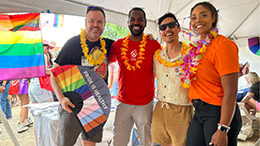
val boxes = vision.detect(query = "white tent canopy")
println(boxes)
[1,0,259,41]
[1,0,260,87]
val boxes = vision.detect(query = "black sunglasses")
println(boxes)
[159,22,178,31]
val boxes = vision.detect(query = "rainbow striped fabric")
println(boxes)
[52,65,109,139]
[53,14,64,28]
[0,13,45,80]
[248,37,260,56]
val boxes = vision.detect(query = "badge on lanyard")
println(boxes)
[175,67,181,76]
[81,56,93,67]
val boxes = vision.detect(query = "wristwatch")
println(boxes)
[217,123,230,133]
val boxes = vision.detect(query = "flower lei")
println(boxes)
[121,33,147,71]
[80,29,107,66]
[180,28,219,88]
[154,43,188,68]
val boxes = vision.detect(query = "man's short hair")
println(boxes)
[157,13,180,27]
[86,6,106,20]
[128,7,146,21]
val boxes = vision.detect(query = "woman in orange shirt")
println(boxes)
[184,2,242,146]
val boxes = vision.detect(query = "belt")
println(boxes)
[192,99,219,107]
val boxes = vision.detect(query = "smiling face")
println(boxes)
[159,17,180,44]
[190,5,216,39]
[128,10,146,37]
[85,10,106,42]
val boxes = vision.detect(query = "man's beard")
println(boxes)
[89,27,102,38]
[129,25,144,36]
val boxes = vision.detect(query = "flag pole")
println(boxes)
[0,108,20,146]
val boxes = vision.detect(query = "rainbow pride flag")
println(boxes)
[53,14,64,28]
[0,13,45,80]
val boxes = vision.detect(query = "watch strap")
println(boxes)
[217,123,230,133]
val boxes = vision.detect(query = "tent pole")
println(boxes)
[0,108,20,146]
[228,3,260,39]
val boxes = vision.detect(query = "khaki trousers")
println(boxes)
[113,100,154,146]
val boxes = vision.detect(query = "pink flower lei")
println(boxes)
[180,28,219,88]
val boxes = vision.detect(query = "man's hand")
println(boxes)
[147,34,155,40]
[51,63,75,113]
[59,97,75,113]
[0,86,5,94]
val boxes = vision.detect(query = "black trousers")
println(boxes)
[186,99,242,146]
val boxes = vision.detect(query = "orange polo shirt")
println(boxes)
[189,35,239,106]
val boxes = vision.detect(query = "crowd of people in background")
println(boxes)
[0,2,259,146]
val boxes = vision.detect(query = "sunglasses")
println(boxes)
[87,6,104,10]
[43,47,49,50]
[159,22,178,31]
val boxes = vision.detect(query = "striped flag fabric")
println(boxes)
[0,13,45,80]
[53,14,64,28]
[52,65,111,140]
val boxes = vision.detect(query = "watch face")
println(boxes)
[220,126,227,132]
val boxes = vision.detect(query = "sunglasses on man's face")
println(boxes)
[159,22,178,31]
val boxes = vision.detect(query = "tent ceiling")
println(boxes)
[1,0,260,87]
[0,0,259,47]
